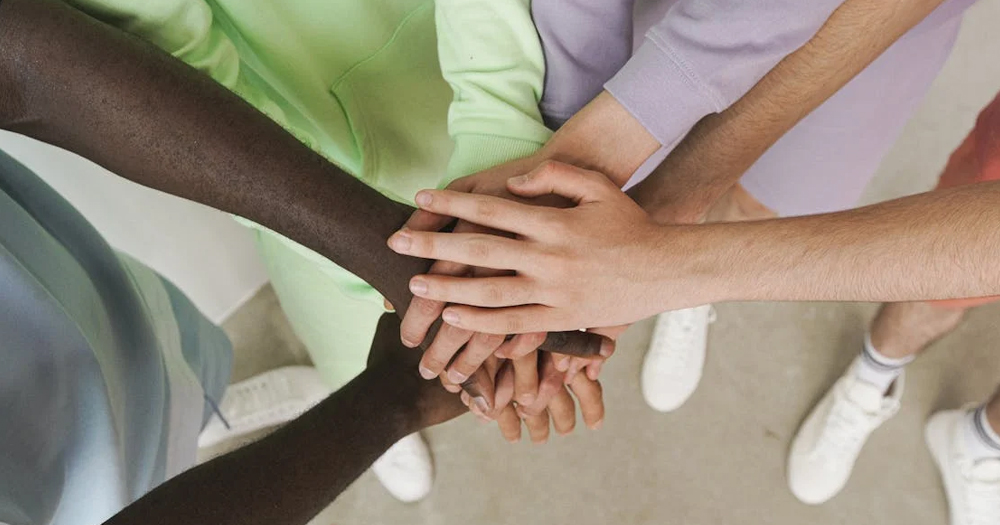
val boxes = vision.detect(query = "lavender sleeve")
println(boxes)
[532,0,636,129]
[606,0,846,148]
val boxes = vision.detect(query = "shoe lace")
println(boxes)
[654,306,716,371]
[964,463,1000,525]
[813,398,874,466]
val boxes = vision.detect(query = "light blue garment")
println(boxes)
[0,150,231,525]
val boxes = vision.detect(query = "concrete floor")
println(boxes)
[217,4,1000,524]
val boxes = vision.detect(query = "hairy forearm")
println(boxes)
[104,361,419,525]
[630,0,948,223]
[677,183,1000,304]
[0,0,597,357]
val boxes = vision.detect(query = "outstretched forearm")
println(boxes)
[682,182,1000,305]
[630,0,948,223]
[0,0,598,357]
[103,316,436,525]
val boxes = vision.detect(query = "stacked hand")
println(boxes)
[388,159,655,441]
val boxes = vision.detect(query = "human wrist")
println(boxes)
[654,223,741,307]
[539,91,659,188]
[352,366,425,438]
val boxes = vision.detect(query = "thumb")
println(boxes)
[506,160,617,205]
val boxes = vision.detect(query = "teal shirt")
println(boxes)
[0,150,231,525]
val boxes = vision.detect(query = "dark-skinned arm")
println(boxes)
[0,0,603,374]
[104,315,465,525]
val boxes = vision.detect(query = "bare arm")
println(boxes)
[388,165,1000,333]
[628,0,949,223]
[103,315,465,525]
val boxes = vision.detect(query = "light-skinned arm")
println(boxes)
[629,0,951,223]
[388,164,1000,333]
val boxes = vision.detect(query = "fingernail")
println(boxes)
[509,174,529,186]
[401,338,418,348]
[447,369,468,384]
[599,339,614,358]
[473,396,490,413]
[388,231,411,252]
[419,365,436,380]
[442,310,460,325]
[591,419,604,430]
[409,279,428,295]
[555,357,569,372]
[519,394,535,406]
[415,191,432,207]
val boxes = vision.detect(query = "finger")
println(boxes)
[404,207,454,232]
[400,220,487,347]
[411,189,547,237]
[389,230,529,271]
[409,275,541,309]
[448,332,506,386]
[568,374,604,430]
[419,322,473,379]
[496,332,547,359]
[521,355,565,417]
[520,409,550,444]
[461,365,495,414]
[496,404,522,443]
[506,160,617,205]
[586,359,605,381]
[441,306,611,357]
[512,351,539,406]
[548,386,577,436]
[589,324,630,341]
[564,358,583,385]
[492,359,515,417]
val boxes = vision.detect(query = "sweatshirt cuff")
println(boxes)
[604,39,721,147]
[442,134,546,186]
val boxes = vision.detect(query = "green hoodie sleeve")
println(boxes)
[434,0,553,184]
[69,0,300,144]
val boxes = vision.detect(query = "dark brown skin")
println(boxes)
[0,0,603,400]
[103,314,466,525]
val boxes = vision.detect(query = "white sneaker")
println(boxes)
[787,357,903,504]
[641,305,716,412]
[372,432,434,503]
[926,408,1000,525]
[198,366,331,448]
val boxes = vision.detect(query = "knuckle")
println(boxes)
[473,198,498,220]
[537,159,561,177]
[484,282,505,305]
[465,237,492,260]
[504,315,524,334]
[413,297,442,317]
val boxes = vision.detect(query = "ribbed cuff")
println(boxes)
[442,134,546,185]
[604,39,719,147]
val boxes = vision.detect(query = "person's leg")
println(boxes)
[254,231,434,503]
[789,87,1000,505]
[925,386,1000,525]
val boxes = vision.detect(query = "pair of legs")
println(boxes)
[787,92,1000,519]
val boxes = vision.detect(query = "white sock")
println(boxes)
[854,333,914,393]
[964,405,1000,462]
